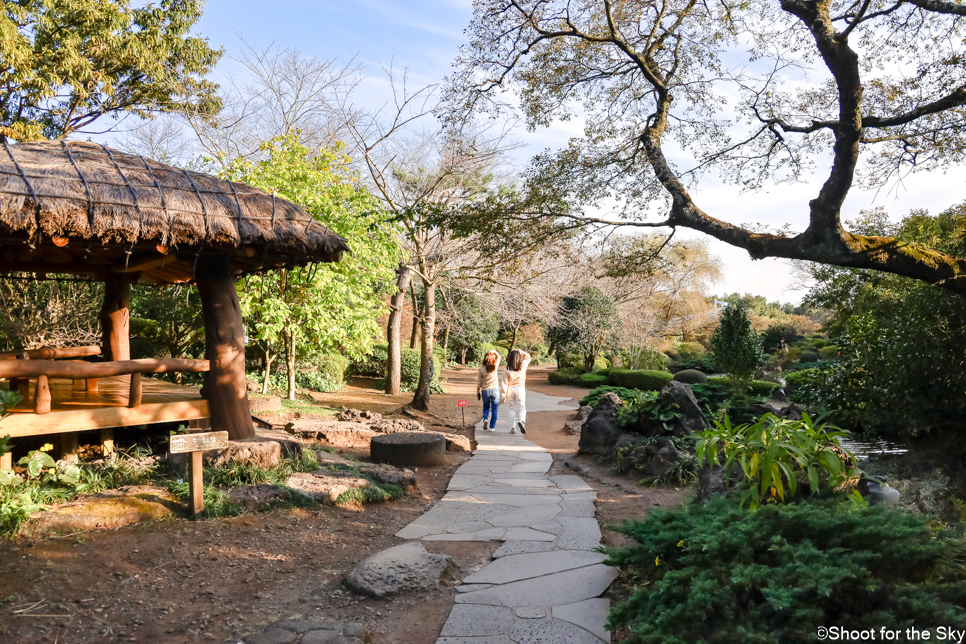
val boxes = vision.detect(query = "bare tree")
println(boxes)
[0,279,102,350]
[338,72,524,408]
[451,0,966,297]
[184,40,362,167]
[116,117,196,167]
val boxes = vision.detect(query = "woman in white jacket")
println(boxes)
[501,349,531,434]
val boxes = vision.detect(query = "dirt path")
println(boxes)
[0,366,687,644]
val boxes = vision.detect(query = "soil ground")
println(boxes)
[0,365,689,644]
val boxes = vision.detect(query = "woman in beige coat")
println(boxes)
[501,349,532,434]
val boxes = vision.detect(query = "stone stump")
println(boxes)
[371,432,446,467]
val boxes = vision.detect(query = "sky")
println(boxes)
[146,0,966,304]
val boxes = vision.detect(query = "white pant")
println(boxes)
[507,386,526,428]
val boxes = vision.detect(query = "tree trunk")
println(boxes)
[410,279,436,411]
[196,256,254,440]
[511,324,519,350]
[460,347,468,365]
[409,282,420,349]
[100,274,131,361]
[442,326,450,360]
[584,353,595,373]
[261,342,275,395]
[386,264,412,395]
[285,328,297,401]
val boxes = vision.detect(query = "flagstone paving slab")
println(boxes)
[454,565,619,608]
[439,605,513,637]
[552,598,611,643]
[463,551,608,585]
[491,541,556,558]
[393,390,614,644]
[509,617,602,644]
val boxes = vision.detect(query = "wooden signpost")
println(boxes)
[169,430,228,515]
[457,399,467,427]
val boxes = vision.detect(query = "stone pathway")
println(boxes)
[397,391,616,644]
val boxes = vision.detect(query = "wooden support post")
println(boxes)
[0,451,11,470]
[101,274,131,362]
[128,372,142,408]
[189,451,204,515]
[196,256,254,440]
[60,432,78,463]
[100,427,115,456]
[34,374,50,414]
[87,378,98,392]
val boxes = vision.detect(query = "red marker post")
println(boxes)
[457,399,467,427]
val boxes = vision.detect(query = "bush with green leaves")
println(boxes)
[696,413,859,509]
[709,305,765,392]
[609,369,674,391]
[580,386,640,407]
[615,391,682,435]
[672,356,716,373]
[347,343,389,378]
[399,348,443,393]
[799,350,819,363]
[707,376,777,397]
[675,342,707,362]
[605,496,966,644]
[548,367,583,386]
[623,345,671,371]
[672,369,707,384]
[818,345,840,360]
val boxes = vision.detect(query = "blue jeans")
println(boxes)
[481,389,500,428]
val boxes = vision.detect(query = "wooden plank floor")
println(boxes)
[0,376,209,437]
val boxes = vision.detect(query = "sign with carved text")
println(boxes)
[169,431,228,454]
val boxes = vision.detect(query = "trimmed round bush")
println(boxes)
[673,369,708,384]
[318,354,347,385]
[608,369,674,391]
[799,350,819,363]
[578,372,609,387]
[818,345,839,360]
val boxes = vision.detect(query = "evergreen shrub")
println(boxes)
[675,342,707,361]
[580,385,639,407]
[578,372,609,387]
[707,376,777,396]
[606,496,966,644]
[818,345,840,360]
[609,369,674,390]
[800,350,819,363]
[548,368,583,385]
[672,369,708,384]
[347,343,388,378]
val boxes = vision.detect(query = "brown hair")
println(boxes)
[483,351,498,373]
[507,349,522,372]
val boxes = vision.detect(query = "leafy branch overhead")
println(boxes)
[0,0,222,141]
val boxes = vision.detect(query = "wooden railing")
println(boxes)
[0,358,209,414]
[0,345,101,361]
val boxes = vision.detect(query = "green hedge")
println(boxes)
[606,496,966,644]
[548,368,583,385]
[707,376,778,396]
[578,372,610,387]
[608,369,674,391]
[318,353,348,386]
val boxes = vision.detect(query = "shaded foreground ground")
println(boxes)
[0,366,688,644]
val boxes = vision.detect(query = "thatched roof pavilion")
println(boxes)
[0,140,350,443]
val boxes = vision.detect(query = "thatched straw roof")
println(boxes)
[0,140,349,284]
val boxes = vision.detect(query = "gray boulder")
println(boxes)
[577,393,625,457]
[660,381,709,435]
[345,542,460,599]
[635,438,686,482]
